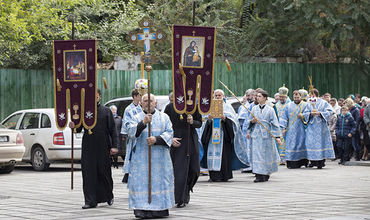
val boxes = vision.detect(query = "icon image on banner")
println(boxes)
[181,36,205,68]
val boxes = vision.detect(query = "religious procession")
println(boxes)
[50,19,370,219]
[1,1,369,219]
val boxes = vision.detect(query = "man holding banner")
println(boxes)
[69,89,118,209]
[54,40,118,208]
[164,101,201,208]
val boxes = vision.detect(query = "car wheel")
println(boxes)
[31,146,50,171]
[0,165,15,174]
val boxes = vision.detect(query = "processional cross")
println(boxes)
[127,17,164,204]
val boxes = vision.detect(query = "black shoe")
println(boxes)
[253,174,265,183]
[134,210,151,219]
[185,192,190,204]
[82,204,97,209]
[241,169,253,173]
[264,175,270,181]
[107,198,114,206]
[122,173,129,183]
[254,178,265,183]
[176,203,186,208]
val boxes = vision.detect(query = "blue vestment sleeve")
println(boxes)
[319,101,333,122]
[127,115,140,140]
[269,108,282,137]
[279,105,289,129]
[159,113,173,148]
[245,108,255,134]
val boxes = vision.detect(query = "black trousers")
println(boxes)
[337,137,352,162]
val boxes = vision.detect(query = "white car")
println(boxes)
[0,125,25,174]
[1,108,82,171]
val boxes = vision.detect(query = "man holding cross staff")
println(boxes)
[126,17,175,219]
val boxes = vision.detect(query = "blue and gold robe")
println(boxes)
[127,110,174,210]
[246,104,281,175]
[280,101,309,161]
[303,98,335,160]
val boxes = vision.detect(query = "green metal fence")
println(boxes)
[1,63,369,121]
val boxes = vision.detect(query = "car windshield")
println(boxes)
[0,124,6,129]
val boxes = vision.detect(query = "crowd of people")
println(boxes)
[71,86,370,219]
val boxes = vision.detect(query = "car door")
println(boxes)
[19,113,40,160]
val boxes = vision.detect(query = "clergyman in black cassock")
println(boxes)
[71,90,118,209]
[201,115,234,182]
[164,103,201,208]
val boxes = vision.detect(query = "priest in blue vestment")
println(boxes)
[126,93,174,219]
[280,90,309,168]
[246,90,282,182]
[303,88,335,169]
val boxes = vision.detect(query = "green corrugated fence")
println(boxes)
[1,63,369,121]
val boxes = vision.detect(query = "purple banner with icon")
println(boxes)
[53,40,97,131]
[172,25,216,115]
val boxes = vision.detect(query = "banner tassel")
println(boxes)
[103,77,108,89]
[179,63,186,77]
[225,59,232,72]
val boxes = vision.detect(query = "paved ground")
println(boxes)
[0,161,370,220]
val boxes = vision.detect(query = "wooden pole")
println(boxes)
[146,64,153,204]
[141,52,145,79]
[71,126,74,190]
[70,14,76,191]
[71,15,75,41]
[192,0,196,26]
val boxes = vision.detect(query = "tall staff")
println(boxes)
[127,17,164,204]
[70,14,76,190]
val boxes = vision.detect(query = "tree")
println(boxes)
[242,0,370,64]
[72,0,146,63]
[0,0,145,69]
[146,0,266,63]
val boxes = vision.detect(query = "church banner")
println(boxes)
[172,25,216,115]
[53,40,97,132]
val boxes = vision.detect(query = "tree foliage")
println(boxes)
[244,0,370,63]
[0,0,368,69]
[0,0,78,68]
[0,0,145,69]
